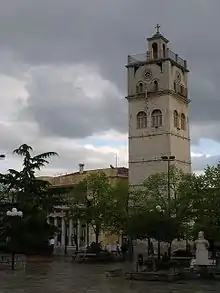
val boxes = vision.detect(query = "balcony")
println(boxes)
[127,48,187,70]
[174,83,188,99]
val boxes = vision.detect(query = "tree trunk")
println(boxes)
[147,237,151,256]
[95,224,100,244]
[128,236,133,261]
[168,241,172,259]
[158,240,160,260]
[95,232,99,244]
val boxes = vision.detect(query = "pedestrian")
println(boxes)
[137,253,144,272]
[121,241,128,261]
[49,237,55,253]
[116,241,121,256]
[149,241,154,255]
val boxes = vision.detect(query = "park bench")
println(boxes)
[73,252,97,262]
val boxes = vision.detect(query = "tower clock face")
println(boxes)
[144,69,152,81]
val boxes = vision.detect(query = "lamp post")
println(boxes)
[64,217,69,255]
[6,208,23,270]
[155,205,162,260]
[161,156,175,217]
[161,156,176,258]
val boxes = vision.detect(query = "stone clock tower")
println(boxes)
[126,25,191,187]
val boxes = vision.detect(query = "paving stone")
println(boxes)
[0,261,219,292]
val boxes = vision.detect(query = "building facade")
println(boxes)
[40,166,128,251]
[126,26,191,187]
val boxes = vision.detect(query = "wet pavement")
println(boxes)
[0,259,220,292]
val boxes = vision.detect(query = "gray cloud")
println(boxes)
[0,0,219,173]
[192,155,220,173]
[20,65,127,138]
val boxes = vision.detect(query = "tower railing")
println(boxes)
[128,49,187,69]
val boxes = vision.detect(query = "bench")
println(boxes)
[73,252,97,262]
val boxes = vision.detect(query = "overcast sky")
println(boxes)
[0,0,219,176]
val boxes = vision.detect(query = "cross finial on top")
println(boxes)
[155,24,160,34]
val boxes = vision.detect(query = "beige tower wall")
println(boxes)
[126,30,191,187]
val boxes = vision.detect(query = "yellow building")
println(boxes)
[39,165,128,187]
[40,165,128,251]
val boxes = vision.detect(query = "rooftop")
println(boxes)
[38,166,128,187]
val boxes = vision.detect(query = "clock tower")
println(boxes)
[126,26,191,187]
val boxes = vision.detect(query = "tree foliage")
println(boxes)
[181,164,220,242]
[0,144,63,253]
[68,172,114,243]
[125,166,193,246]
[105,180,129,234]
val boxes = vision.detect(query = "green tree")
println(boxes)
[68,172,114,244]
[182,164,220,244]
[0,144,63,253]
[139,166,193,256]
[105,180,129,235]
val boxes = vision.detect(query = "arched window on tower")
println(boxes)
[163,44,166,58]
[173,110,179,128]
[139,82,143,93]
[181,113,186,130]
[153,80,159,91]
[136,81,144,94]
[152,42,158,59]
[151,109,162,127]
[137,111,147,129]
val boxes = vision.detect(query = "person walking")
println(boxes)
[116,241,121,256]
[49,237,55,253]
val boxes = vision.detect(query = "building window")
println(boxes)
[173,110,179,128]
[163,44,166,57]
[181,113,186,130]
[153,80,159,91]
[174,82,177,92]
[152,109,162,127]
[137,111,147,129]
[136,81,144,94]
[180,85,184,94]
[152,42,158,59]
[139,82,143,93]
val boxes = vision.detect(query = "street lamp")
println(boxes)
[6,208,23,270]
[161,155,175,217]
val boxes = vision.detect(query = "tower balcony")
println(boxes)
[127,48,187,71]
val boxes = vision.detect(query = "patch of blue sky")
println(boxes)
[191,138,220,156]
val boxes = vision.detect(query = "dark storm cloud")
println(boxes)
[21,66,127,138]
[0,0,219,141]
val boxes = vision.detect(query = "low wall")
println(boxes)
[0,254,26,270]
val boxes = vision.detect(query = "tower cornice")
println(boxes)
[125,90,190,104]
[126,57,189,73]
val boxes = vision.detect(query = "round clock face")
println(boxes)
[144,69,152,81]
[176,72,181,83]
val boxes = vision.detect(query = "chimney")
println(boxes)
[79,163,84,174]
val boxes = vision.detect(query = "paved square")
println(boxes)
[0,260,220,292]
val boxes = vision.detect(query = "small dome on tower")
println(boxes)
[147,24,169,43]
